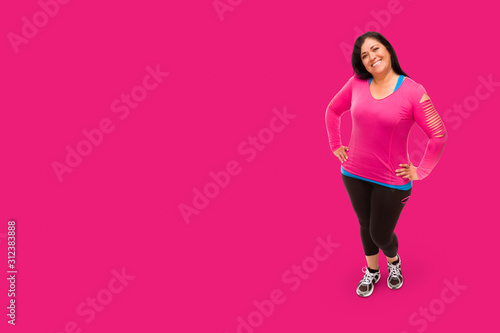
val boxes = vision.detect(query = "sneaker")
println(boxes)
[387,255,403,289]
[356,266,380,297]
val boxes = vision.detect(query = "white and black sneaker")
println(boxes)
[356,266,380,297]
[387,255,403,289]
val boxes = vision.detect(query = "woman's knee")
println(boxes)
[370,230,396,250]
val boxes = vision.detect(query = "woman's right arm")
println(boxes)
[325,75,354,155]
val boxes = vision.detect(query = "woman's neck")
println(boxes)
[371,71,399,85]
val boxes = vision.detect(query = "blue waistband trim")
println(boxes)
[341,165,412,190]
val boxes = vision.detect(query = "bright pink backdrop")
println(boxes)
[1,1,498,332]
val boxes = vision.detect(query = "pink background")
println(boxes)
[1,0,498,332]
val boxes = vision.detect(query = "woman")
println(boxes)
[325,31,448,297]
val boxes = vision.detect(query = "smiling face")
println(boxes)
[360,37,392,76]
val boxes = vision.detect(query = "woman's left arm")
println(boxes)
[410,85,449,180]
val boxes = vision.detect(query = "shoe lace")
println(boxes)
[360,266,377,285]
[388,262,400,279]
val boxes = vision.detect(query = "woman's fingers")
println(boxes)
[335,147,349,163]
[395,164,409,172]
[395,163,418,180]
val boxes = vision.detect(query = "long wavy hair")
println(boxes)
[351,31,410,80]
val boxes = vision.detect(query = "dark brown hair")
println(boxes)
[352,31,409,80]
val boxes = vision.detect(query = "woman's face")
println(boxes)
[360,38,392,76]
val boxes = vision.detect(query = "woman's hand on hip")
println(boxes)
[334,146,349,164]
[395,162,419,180]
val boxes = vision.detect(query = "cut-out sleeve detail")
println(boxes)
[412,85,448,180]
[325,76,354,153]
[419,93,431,103]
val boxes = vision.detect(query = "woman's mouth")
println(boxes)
[371,60,382,67]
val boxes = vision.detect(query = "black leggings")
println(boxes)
[341,174,412,258]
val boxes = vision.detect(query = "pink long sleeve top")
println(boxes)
[325,74,448,189]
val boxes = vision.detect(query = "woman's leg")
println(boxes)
[368,184,412,258]
[387,254,399,263]
[366,253,379,270]
[341,174,379,269]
